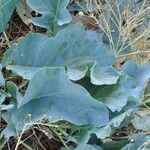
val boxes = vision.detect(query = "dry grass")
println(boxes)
[72,0,150,63]
[95,0,150,63]
[0,127,61,150]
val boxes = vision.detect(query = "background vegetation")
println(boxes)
[0,0,150,149]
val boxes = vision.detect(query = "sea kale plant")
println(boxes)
[0,0,150,149]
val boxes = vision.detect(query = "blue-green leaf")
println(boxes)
[69,110,133,149]
[2,68,109,136]
[132,109,150,132]
[90,58,121,85]
[122,134,150,150]
[75,128,92,150]
[26,0,72,32]
[76,61,150,112]
[100,140,129,150]
[92,61,150,111]
[0,64,5,86]
[0,0,17,32]
[1,100,17,137]
[3,24,119,85]
[6,81,18,99]
[92,110,133,139]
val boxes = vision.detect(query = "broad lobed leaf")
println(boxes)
[2,23,120,86]
[0,0,72,33]
[2,67,109,137]
[98,61,150,110]
[26,0,72,32]
[77,61,150,112]
[72,110,134,149]
[92,110,134,139]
